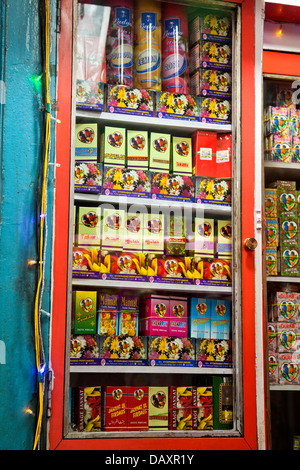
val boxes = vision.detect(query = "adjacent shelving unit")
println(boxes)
[263,74,300,450]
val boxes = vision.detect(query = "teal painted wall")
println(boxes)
[0,0,57,450]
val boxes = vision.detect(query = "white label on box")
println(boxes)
[199,148,212,160]
[216,150,230,163]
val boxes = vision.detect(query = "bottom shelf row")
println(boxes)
[70,377,233,433]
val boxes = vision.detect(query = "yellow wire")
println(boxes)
[33,0,50,451]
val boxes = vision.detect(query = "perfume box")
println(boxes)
[74,162,102,194]
[142,213,164,254]
[107,85,154,117]
[99,335,147,367]
[210,298,231,340]
[266,219,279,247]
[147,254,194,285]
[189,297,211,339]
[156,91,200,122]
[78,206,101,247]
[99,251,148,282]
[148,387,169,431]
[101,386,128,431]
[76,80,104,112]
[75,123,98,161]
[73,290,97,335]
[70,334,100,366]
[192,130,217,177]
[195,177,231,206]
[124,212,144,252]
[193,217,215,255]
[71,386,101,432]
[100,126,126,167]
[149,132,171,172]
[127,386,149,431]
[272,291,300,323]
[172,136,192,176]
[265,188,277,218]
[169,386,198,431]
[278,352,300,385]
[265,247,277,276]
[118,294,139,337]
[216,220,232,258]
[196,338,232,369]
[269,352,279,384]
[280,247,300,277]
[97,292,119,336]
[169,296,188,337]
[139,295,169,337]
[101,208,125,250]
[148,336,196,367]
[126,130,149,169]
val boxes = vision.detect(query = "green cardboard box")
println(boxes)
[143,213,164,254]
[78,206,101,247]
[149,132,171,171]
[193,217,215,255]
[75,123,98,161]
[73,290,97,334]
[212,376,233,430]
[266,247,277,276]
[100,126,126,167]
[172,136,192,175]
[124,212,144,252]
[277,188,297,218]
[265,188,277,218]
[280,246,300,276]
[101,208,125,250]
[279,216,300,247]
[266,218,279,247]
[127,130,149,169]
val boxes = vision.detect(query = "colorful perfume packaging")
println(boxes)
[73,290,97,335]
[268,288,300,385]
[71,380,233,432]
[168,386,213,431]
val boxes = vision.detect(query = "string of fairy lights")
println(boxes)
[26,0,52,451]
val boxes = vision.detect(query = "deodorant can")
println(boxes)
[134,0,162,90]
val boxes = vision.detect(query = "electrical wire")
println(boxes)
[33,0,51,451]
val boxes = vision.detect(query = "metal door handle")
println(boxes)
[244,238,258,250]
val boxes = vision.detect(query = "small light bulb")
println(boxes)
[28,260,37,266]
[276,25,283,37]
[25,408,34,416]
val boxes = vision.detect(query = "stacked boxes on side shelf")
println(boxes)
[265,180,300,278]
[189,12,232,125]
[264,83,300,163]
[268,288,300,385]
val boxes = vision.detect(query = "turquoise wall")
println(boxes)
[0,0,57,450]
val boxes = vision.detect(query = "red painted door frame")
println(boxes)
[49,0,260,450]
